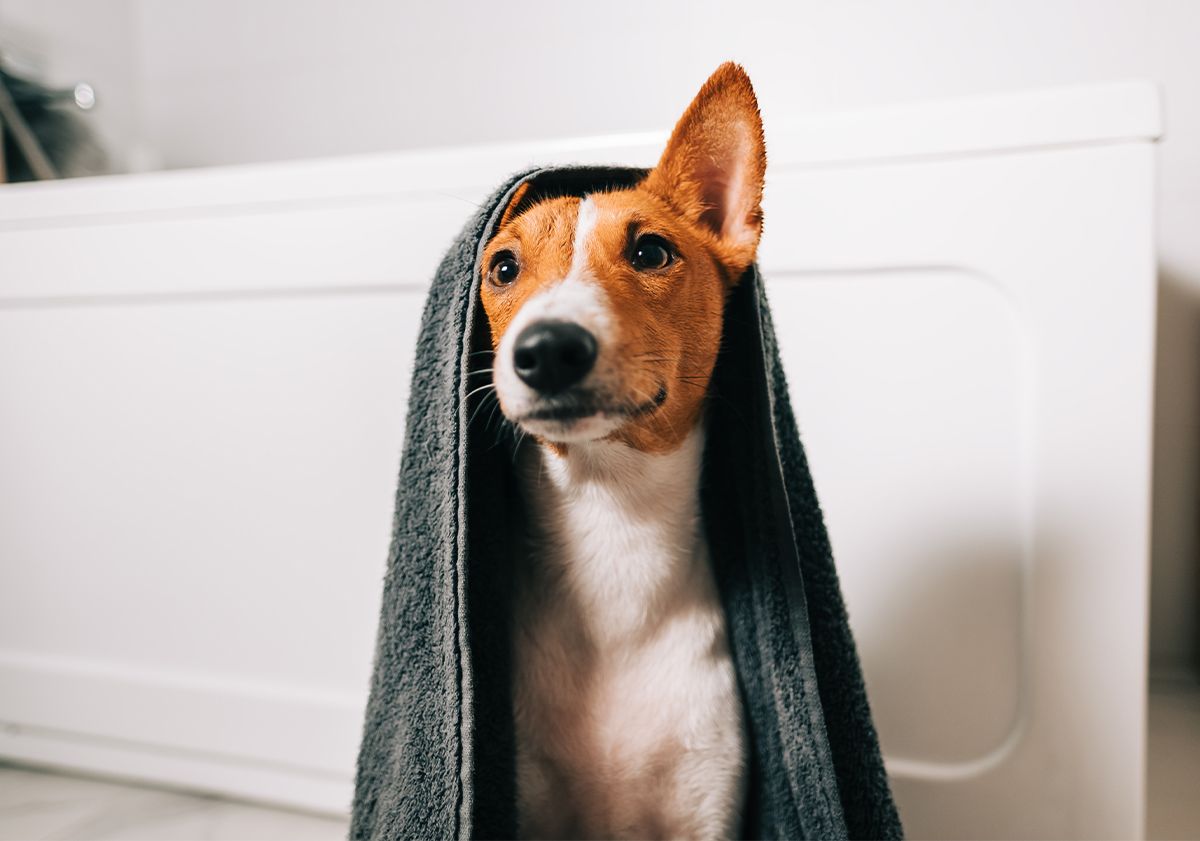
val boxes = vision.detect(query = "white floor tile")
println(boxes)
[0,765,347,841]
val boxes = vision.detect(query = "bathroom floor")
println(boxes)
[0,766,347,841]
[1,682,1197,841]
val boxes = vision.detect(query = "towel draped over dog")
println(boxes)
[350,167,903,840]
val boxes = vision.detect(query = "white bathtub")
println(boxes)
[0,82,1160,839]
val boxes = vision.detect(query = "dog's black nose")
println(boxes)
[512,321,598,393]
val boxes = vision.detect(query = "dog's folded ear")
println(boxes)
[642,62,766,280]
[497,181,535,229]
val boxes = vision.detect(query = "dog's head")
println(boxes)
[479,63,766,453]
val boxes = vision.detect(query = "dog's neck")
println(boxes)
[518,425,710,645]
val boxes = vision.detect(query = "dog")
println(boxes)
[478,62,766,840]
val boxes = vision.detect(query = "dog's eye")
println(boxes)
[631,235,675,271]
[490,252,520,286]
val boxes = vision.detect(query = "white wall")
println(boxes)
[1,0,1196,675]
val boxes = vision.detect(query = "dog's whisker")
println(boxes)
[486,399,507,443]
[467,390,499,429]
[433,189,484,209]
[465,382,497,400]
[511,427,529,467]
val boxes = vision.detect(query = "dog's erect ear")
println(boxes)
[642,62,766,277]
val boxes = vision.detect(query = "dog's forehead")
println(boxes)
[498,189,653,246]
[522,196,580,235]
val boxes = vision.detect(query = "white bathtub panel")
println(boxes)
[768,271,1026,766]
[0,292,420,808]
[0,294,416,679]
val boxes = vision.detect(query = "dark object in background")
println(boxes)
[0,60,106,183]
[350,166,903,841]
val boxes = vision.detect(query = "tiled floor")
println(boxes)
[1,683,1197,840]
[0,766,347,841]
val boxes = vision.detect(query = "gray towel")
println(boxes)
[351,166,903,840]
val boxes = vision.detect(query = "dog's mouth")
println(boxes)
[516,384,667,427]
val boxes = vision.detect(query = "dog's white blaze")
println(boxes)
[569,194,599,276]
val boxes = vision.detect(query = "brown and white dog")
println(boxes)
[479,63,766,840]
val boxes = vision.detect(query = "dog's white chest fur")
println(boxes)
[512,427,746,840]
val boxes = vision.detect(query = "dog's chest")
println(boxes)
[511,431,746,839]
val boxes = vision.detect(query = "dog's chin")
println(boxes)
[502,385,667,445]
[517,413,624,444]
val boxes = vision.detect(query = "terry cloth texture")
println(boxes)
[350,167,903,841]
